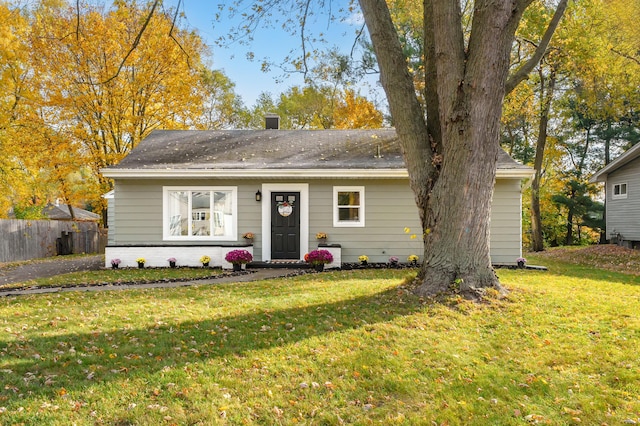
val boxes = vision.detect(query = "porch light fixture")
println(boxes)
[255,190,262,202]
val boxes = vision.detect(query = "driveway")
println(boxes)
[0,255,304,297]
[0,255,105,285]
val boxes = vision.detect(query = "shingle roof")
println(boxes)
[42,203,101,221]
[108,129,530,172]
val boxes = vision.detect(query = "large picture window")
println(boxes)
[333,186,365,227]
[612,182,628,200]
[164,187,236,240]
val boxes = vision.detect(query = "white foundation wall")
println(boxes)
[105,246,253,269]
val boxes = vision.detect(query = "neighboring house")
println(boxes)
[101,128,532,268]
[42,200,101,222]
[590,143,640,248]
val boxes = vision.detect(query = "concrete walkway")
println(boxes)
[0,255,303,297]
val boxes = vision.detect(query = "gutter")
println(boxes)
[101,168,534,180]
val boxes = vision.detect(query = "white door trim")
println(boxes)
[261,183,309,261]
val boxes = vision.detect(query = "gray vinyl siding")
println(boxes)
[606,157,640,241]
[107,195,115,245]
[111,179,263,246]
[308,178,522,265]
[308,179,422,264]
[110,177,523,265]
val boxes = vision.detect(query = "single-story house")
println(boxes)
[42,200,101,222]
[101,127,532,269]
[590,143,640,248]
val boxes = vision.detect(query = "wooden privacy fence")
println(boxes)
[0,219,106,263]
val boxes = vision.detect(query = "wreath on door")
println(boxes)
[277,200,294,217]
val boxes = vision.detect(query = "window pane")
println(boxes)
[339,207,360,221]
[168,191,188,236]
[621,183,627,194]
[213,191,232,237]
[614,185,620,195]
[338,191,359,206]
[192,191,211,236]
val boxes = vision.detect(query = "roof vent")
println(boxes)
[265,114,280,130]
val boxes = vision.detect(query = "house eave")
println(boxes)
[101,168,533,180]
[590,143,640,183]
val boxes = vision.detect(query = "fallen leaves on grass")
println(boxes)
[531,245,640,275]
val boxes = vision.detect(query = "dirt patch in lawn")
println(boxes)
[530,245,640,276]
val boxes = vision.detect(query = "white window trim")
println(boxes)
[612,182,628,200]
[333,186,365,227]
[163,186,237,241]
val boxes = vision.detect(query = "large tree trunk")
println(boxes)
[359,0,566,299]
[360,0,521,298]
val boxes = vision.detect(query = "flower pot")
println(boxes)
[203,262,209,268]
[517,260,525,269]
[111,264,118,269]
[360,260,367,266]
[317,238,327,245]
[314,263,324,272]
[137,262,144,269]
[233,263,242,272]
[169,261,176,268]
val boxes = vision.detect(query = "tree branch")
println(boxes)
[168,0,191,68]
[75,0,81,41]
[299,0,312,77]
[610,47,640,66]
[505,0,568,95]
[101,0,160,85]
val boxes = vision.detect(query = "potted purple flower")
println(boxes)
[110,258,121,269]
[225,249,253,272]
[305,249,333,272]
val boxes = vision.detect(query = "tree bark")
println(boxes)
[359,0,567,299]
[530,66,556,252]
[360,0,520,298]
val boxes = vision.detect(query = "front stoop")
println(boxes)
[249,261,312,270]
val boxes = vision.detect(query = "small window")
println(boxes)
[334,186,365,227]
[164,187,237,240]
[612,183,628,200]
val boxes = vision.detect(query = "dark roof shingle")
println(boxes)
[110,129,529,171]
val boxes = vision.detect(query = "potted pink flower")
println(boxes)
[305,249,333,272]
[225,249,253,271]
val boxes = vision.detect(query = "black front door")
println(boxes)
[271,192,300,259]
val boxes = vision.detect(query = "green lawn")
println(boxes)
[0,256,638,425]
[0,266,224,291]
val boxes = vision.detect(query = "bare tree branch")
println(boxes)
[505,0,568,95]
[299,0,313,77]
[75,0,81,41]
[168,0,191,68]
[101,0,160,85]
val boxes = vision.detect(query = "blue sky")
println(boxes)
[165,0,382,107]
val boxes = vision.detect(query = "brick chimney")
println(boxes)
[265,113,280,130]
